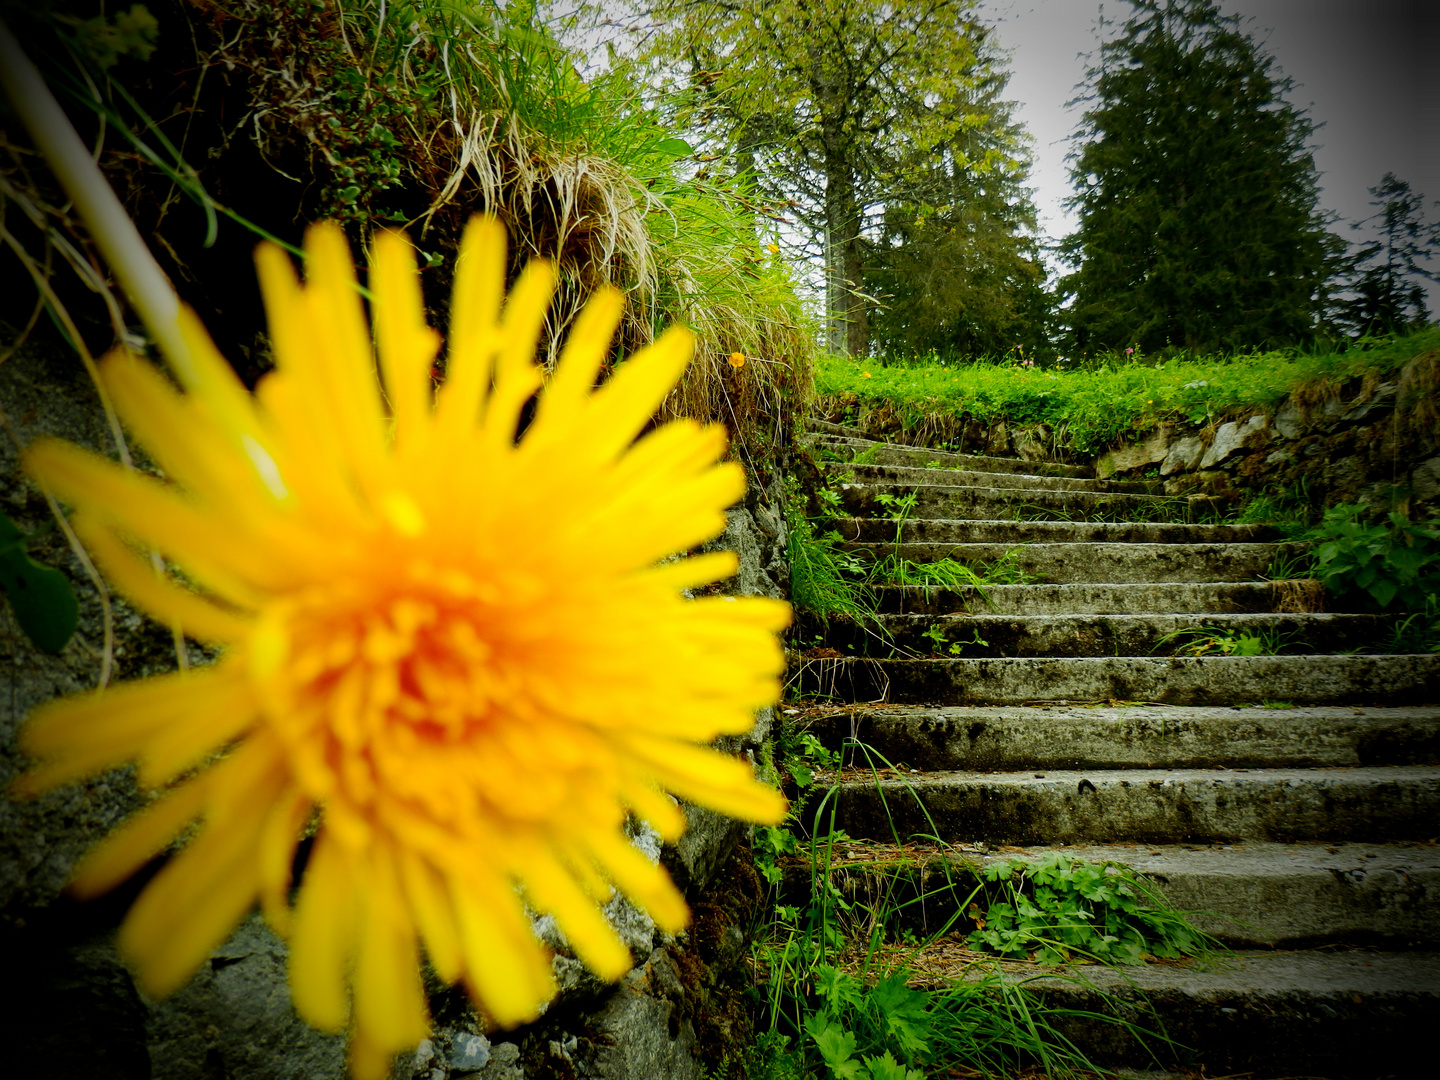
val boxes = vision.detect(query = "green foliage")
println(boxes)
[785,482,877,626]
[1387,595,1440,654]
[1311,504,1440,612]
[1154,624,1297,657]
[1060,0,1341,354]
[749,735,1182,1078]
[638,0,1006,356]
[814,326,1440,454]
[968,853,1210,965]
[0,511,78,654]
[863,39,1053,361]
[59,3,157,69]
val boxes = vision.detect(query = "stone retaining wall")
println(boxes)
[1094,350,1439,518]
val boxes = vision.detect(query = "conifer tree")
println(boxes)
[864,48,1052,359]
[1059,0,1340,354]
[1333,173,1439,336]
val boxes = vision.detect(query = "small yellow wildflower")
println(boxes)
[728,351,746,368]
[860,371,872,379]
[766,243,779,255]
[17,218,788,1079]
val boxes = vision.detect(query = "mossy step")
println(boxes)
[796,704,1440,770]
[840,481,1213,522]
[832,515,1279,545]
[870,582,1304,616]
[804,432,1092,478]
[822,460,1157,494]
[824,765,1440,845]
[791,653,1439,706]
[777,839,1440,949]
[1003,949,1440,1075]
[839,540,1304,584]
[806,611,1386,659]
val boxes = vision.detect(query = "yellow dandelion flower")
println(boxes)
[16,217,789,1079]
[728,351,746,368]
[766,243,779,255]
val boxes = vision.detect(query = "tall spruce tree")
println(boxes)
[1334,173,1440,336]
[1059,0,1340,354]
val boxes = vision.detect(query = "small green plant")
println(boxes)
[1264,546,1317,581]
[0,511,78,654]
[920,623,989,657]
[1311,503,1440,611]
[786,480,877,626]
[967,853,1212,965]
[1387,594,1440,653]
[1154,624,1299,656]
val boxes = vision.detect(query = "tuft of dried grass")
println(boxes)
[1270,578,1325,613]
[200,0,812,457]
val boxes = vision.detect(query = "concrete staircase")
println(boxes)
[791,419,1440,1078]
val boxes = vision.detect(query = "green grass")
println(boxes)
[742,730,1206,1078]
[815,327,1440,455]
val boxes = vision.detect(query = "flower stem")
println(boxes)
[0,17,194,382]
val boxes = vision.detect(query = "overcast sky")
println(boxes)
[978,0,1440,290]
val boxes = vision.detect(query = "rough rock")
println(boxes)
[1161,434,1204,476]
[147,915,347,1080]
[1096,425,1172,478]
[586,949,703,1080]
[1199,414,1268,468]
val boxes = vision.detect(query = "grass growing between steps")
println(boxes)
[737,729,1214,1079]
[785,484,1031,639]
[814,326,1440,455]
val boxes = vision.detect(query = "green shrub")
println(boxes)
[1311,504,1440,611]
[967,853,1210,965]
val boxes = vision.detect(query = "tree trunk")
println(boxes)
[824,152,861,357]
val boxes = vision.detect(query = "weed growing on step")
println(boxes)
[1153,625,1303,657]
[1232,481,1320,537]
[864,489,1033,595]
[1386,595,1440,653]
[967,853,1215,965]
[786,481,879,627]
[743,731,1185,1078]
[920,624,989,657]
[1310,503,1440,612]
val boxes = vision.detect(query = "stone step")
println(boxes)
[804,433,1092,478]
[840,481,1196,522]
[793,653,1438,706]
[825,765,1440,845]
[872,582,1302,616]
[997,950,1439,1074]
[808,611,1387,659]
[782,840,1440,949]
[842,540,1303,584]
[798,705,1440,770]
[804,418,876,441]
[831,515,1278,546]
[824,461,1158,495]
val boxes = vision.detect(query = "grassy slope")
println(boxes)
[814,328,1440,454]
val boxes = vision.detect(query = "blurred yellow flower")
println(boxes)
[728,351,746,368]
[17,217,788,1079]
[766,243,779,255]
[860,371,872,379]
